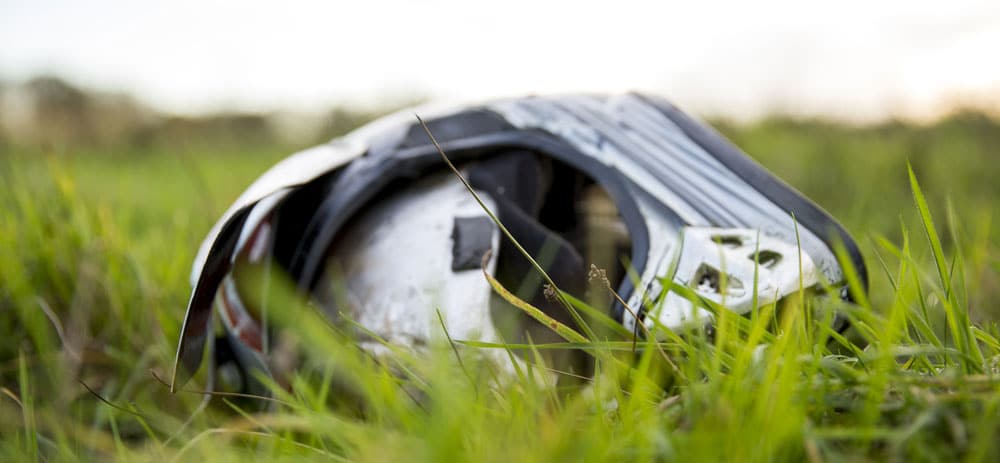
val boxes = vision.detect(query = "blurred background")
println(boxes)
[4,0,1000,135]
[4,0,1000,121]
[1,1,999,445]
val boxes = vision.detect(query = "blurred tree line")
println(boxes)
[3,75,998,157]
[0,75,388,152]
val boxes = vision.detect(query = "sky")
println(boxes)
[2,0,999,121]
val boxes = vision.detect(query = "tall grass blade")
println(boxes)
[908,163,977,372]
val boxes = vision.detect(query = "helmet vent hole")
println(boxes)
[712,235,744,248]
[691,264,745,296]
[752,250,783,269]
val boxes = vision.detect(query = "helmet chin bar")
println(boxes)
[623,226,820,334]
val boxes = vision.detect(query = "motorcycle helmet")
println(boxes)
[170,93,867,394]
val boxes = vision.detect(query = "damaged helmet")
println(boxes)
[171,94,867,394]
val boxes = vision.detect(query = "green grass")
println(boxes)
[1,112,999,461]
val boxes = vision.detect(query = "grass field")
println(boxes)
[1,110,999,461]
